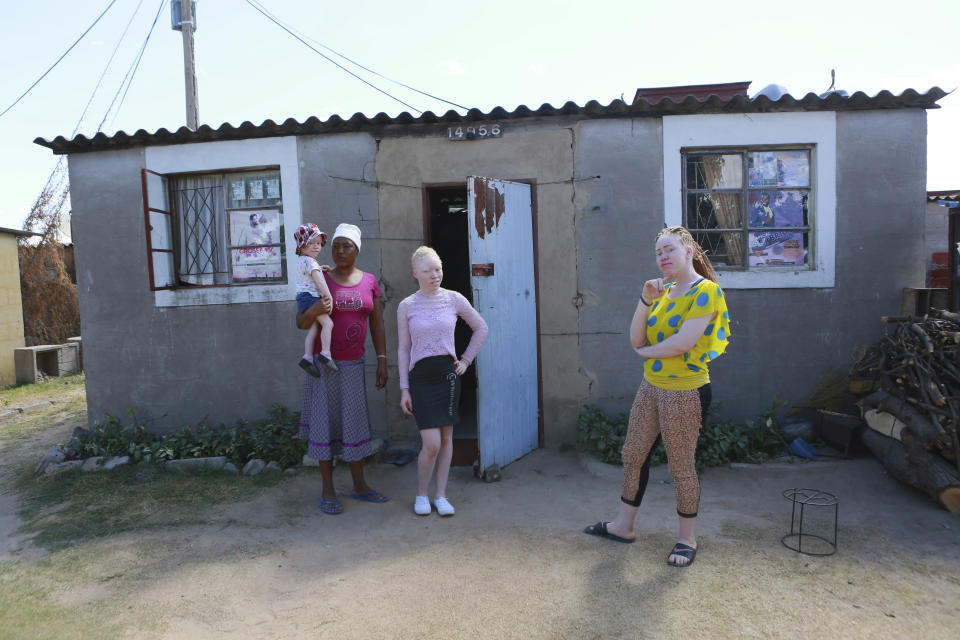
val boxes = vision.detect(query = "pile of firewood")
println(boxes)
[849,309,960,513]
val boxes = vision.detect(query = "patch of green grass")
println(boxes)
[0,374,85,408]
[0,396,87,445]
[11,462,289,552]
[0,557,122,640]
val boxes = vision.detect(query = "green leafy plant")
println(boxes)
[70,404,306,468]
[73,409,160,464]
[576,405,665,466]
[578,398,788,469]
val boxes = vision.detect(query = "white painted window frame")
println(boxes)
[663,112,837,289]
[145,136,301,307]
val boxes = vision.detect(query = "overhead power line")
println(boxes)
[247,0,468,112]
[101,0,166,132]
[246,0,459,115]
[0,0,119,120]
[73,0,148,137]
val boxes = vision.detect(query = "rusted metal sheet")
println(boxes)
[471,263,494,276]
[471,176,506,239]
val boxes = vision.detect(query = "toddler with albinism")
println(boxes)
[294,223,338,376]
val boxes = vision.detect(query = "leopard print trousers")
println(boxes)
[620,380,711,517]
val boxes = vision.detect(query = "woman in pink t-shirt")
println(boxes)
[296,223,389,515]
[397,246,488,517]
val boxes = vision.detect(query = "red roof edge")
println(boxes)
[633,81,752,105]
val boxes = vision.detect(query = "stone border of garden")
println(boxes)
[34,440,387,477]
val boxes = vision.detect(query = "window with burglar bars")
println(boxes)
[150,168,285,288]
[682,149,812,270]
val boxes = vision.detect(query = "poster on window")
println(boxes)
[229,209,282,281]
[748,231,806,267]
[748,151,809,188]
[266,178,281,200]
[231,180,246,202]
[748,190,807,228]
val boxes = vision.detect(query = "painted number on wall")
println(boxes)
[447,124,502,141]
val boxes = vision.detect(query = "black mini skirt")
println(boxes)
[409,355,461,429]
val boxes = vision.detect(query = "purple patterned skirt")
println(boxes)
[299,357,373,461]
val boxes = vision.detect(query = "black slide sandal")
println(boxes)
[583,521,635,544]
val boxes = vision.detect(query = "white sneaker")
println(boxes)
[433,497,455,517]
[414,495,431,515]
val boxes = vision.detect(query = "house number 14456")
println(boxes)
[447,124,502,140]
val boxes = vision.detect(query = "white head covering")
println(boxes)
[332,223,361,252]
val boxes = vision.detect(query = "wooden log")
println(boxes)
[863,409,956,460]
[857,390,888,411]
[881,315,920,324]
[932,308,960,325]
[861,428,960,513]
[927,381,947,407]
[864,409,905,440]
[909,323,934,354]
[858,389,945,445]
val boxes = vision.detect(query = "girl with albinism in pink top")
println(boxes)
[397,246,488,516]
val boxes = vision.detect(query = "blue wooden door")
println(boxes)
[467,176,539,474]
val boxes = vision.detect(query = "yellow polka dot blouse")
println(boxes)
[643,278,731,391]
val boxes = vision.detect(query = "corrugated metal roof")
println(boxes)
[928,190,960,202]
[34,87,949,155]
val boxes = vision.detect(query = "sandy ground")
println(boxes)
[2,393,959,639]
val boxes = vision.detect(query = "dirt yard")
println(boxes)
[1,377,958,639]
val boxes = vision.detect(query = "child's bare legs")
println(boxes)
[317,314,334,361]
[303,322,319,361]
[313,314,337,370]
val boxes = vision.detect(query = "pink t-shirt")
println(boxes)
[396,288,488,389]
[313,271,381,361]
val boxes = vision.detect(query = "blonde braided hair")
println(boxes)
[656,226,719,283]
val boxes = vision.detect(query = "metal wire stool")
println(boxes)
[781,488,838,556]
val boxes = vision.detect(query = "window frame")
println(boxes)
[164,166,287,289]
[662,112,837,289]
[680,145,815,272]
[144,136,302,308]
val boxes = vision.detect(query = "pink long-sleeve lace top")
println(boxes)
[396,288,488,389]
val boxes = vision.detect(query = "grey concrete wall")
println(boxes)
[297,133,386,433]
[717,110,926,420]
[68,142,377,432]
[374,120,586,443]
[574,118,664,418]
[575,110,928,423]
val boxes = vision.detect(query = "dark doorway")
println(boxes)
[425,186,478,465]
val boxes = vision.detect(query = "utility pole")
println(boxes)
[173,1,199,129]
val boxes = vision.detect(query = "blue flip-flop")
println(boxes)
[318,498,344,514]
[351,490,389,503]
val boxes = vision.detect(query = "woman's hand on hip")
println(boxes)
[400,388,414,416]
[642,278,665,303]
[454,359,469,376]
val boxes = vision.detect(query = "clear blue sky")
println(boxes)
[1,0,957,235]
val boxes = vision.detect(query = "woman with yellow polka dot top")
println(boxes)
[585,226,730,568]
